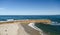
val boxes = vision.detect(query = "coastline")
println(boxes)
[0,19,51,35]
[20,23,41,35]
[0,20,42,35]
[28,23,44,35]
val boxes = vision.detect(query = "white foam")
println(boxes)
[0,19,15,23]
[0,21,6,22]
[28,23,44,35]
[7,19,14,21]
[28,23,40,31]
[51,21,60,25]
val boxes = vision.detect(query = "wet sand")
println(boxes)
[19,23,41,35]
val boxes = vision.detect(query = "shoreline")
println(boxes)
[0,19,51,35]
[28,23,44,35]
[20,23,41,35]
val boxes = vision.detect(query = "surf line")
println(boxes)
[28,23,44,35]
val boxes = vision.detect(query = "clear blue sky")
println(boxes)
[0,0,60,15]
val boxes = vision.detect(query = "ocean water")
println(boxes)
[0,15,60,35]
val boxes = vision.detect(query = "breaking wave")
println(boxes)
[51,21,60,25]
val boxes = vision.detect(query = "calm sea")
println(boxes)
[0,15,60,35]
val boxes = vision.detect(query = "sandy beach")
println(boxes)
[0,20,51,35]
[0,22,41,35]
[19,23,41,35]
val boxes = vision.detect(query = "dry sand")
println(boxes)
[0,20,50,35]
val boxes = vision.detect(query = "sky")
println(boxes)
[0,0,60,15]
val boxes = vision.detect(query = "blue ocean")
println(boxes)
[0,15,60,35]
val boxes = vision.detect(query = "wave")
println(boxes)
[51,21,60,25]
[28,23,45,35]
[0,19,15,22]
[7,19,14,21]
